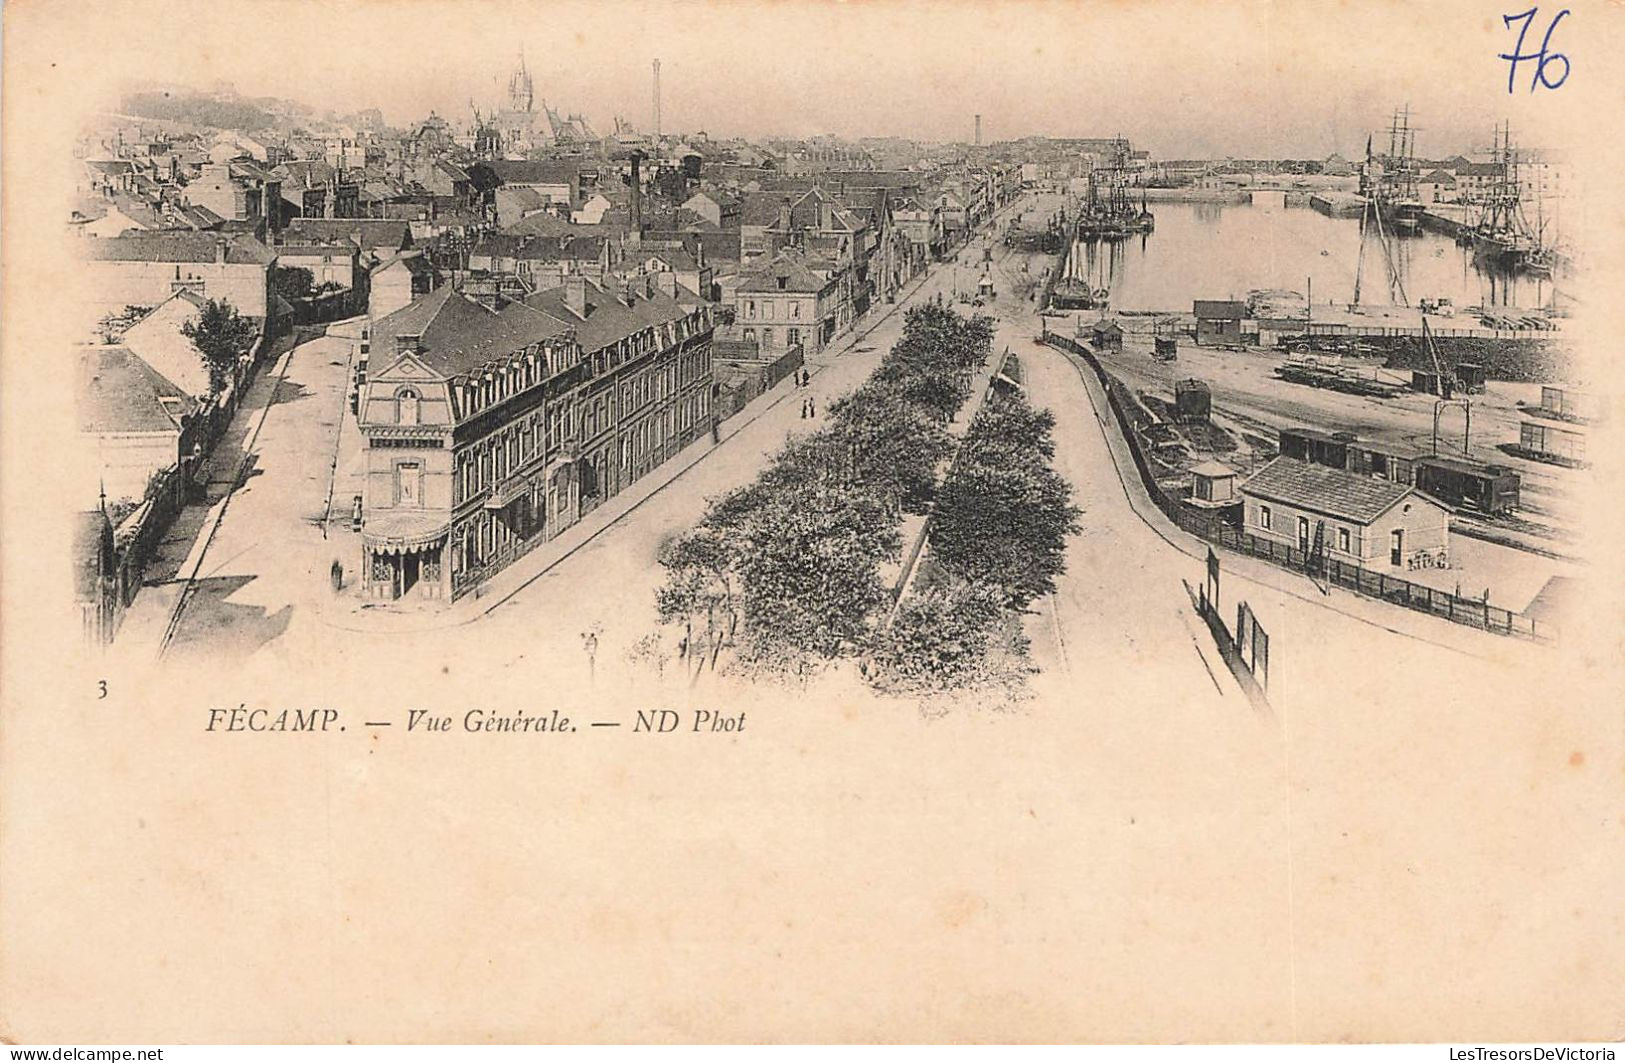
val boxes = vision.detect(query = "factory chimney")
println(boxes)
[652,59,662,139]
[629,151,644,244]
[974,114,982,147]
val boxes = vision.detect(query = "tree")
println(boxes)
[867,573,1032,696]
[960,390,1059,464]
[930,392,1081,610]
[656,525,744,671]
[826,381,953,515]
[272,265,315,302]
[181,299,257,397]
[732,479,900,671]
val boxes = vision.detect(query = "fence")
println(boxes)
[1046,334,1552,642]
[84,325,276,647]
[713,343,805,422]
[1194,578,1270,709]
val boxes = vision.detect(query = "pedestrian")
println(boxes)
[329,559,344,593]
[582,630,599,682]
[800,398,809,419]
[807,396,816,418]
[801,368,810,387]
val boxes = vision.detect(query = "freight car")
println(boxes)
[1412,456,1520,515]
[1277,426,1358,469]
[1173,379,1211,423]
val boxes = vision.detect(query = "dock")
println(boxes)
[1307,303,1561,341]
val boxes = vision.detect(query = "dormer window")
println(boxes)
[396,386,420,426]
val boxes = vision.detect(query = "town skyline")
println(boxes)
[78,0,1587,160]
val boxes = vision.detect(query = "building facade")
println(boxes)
[81,233,277,321]
[732,250,838,356]
[357,277,716,602]
[1239,457,1450,569]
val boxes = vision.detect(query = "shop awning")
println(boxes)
[362,510,449,553]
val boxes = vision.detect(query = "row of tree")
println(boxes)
[868,386,1081,697]
[655,303,995,681]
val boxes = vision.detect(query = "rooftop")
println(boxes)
[82,232,276,266]
[285,218,412,250]
[1188,460,1236,479]
[1240,456,1417,525]
[515,277,694,355]
[1194,300,1247,318]
[368,286,568,380]
[77,345,196,434]
[736,250,831,294]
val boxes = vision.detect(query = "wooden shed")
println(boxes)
[1090,319,1124,351]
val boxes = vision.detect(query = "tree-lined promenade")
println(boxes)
[656,304,1078,698]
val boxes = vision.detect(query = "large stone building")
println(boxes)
[81,232,277,322]
[356,276,716,601]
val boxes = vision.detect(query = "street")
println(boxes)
[133,200,1030,690]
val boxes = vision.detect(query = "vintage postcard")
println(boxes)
[2,0,1622,1045]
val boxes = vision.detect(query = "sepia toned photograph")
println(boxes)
[2,0,1622,1047]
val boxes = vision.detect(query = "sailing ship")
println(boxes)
[1050,225,1113,310]
[1362,107,1424,235]
[1076,160,1154,240]
[1468,121,1550,274]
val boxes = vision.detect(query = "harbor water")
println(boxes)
[1064,200,1557,314]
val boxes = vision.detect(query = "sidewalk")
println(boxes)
[110,329,307,660]
[1047,340,1549,663]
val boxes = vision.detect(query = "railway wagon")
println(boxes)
[1277,426,1357,469]
[1412,456,1520,515]
[1344,440,1422,485]
[1173,379,1211,423]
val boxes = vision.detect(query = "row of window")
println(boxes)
[616,346,712,417]
[1256,504,1355,553]
[450,346,713,507]
[619,391,711,469]
[456,341,580,418]
[740,326,801,350]
[741,297,808,321]
[453,311,711,421]
[455,405,549,504]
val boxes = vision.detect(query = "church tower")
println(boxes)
[507,52,534,114]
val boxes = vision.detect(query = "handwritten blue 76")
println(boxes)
[1500,7,1572,93]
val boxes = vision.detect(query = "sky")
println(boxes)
[25,0,1617,158]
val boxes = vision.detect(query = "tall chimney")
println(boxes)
[629,152,644,236]
[652,59,662,139]
[564,275,587,317]
[974,114,982,147]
